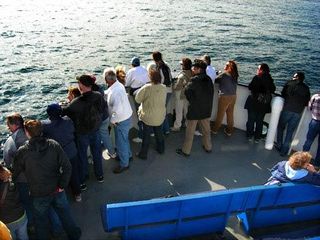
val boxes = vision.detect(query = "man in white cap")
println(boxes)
[125,56,149,143]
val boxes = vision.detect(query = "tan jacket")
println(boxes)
[135,83,167,126]
[173,70,192,99]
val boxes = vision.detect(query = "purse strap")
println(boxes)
[0,183,9,205]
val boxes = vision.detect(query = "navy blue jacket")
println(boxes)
[42,117,77,159]
[268,161,320,185]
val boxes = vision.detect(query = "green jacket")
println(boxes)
[135,83,167,126]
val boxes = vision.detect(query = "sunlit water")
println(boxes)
[0,0,319,150]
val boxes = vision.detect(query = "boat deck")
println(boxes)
[69,127,283,240]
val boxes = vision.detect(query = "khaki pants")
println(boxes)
[173,90,188,129]
[212,95,236,134]
[182,118,212,154]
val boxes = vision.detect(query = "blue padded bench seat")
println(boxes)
[101,183,320,240]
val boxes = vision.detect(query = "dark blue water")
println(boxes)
[0,0,319,150]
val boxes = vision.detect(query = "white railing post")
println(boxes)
[265,96,284,150]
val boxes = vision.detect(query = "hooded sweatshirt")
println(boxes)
[12,136,71,197]
[267,161,320,185]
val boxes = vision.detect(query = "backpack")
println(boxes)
[257,92,272,104]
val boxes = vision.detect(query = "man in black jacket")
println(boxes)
[276,72,310,156]
[62,74,106,189]
[176,59,214,156]
[13,120,81,240]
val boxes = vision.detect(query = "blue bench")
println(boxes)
[237,183,320,235]
[101,183,320,239]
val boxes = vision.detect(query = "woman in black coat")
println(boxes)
[245,63,276,142]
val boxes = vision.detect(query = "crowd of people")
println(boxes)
[1,50,320,239]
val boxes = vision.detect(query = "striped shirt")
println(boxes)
[309,93,320,120]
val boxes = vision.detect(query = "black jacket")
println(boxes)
[185,73,214,120]
[13,137,71,197]
[62,91,105,134]
[0,181,24,224]
[281,80,310,114]
[248,74,276,113]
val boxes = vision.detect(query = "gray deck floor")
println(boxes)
[70,127,284,240]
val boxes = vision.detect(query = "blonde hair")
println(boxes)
[115,65,126,85]
[68,86,81,98]
[288,151,312,170]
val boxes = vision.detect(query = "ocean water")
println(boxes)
[0,0,319,148]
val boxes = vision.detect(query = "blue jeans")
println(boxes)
[277,110,301,155]
[77,130,103,182]
[32,191,81,240]
[114,117,132,167]
[99,118,115,154]
[138,122,165,158]
[303,119,320,166]
[49,208,63,237]
[246,110,266,139]
[7,211,29,240]
[68,155,81,195]
[16,182,34,227]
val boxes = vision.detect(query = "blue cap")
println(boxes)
[47,103,62,119]
[131,57,140,67]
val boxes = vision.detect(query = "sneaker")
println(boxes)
[170,127,180,132]
[176,148,190,157]
[97,176,104,183]
[194,130,202,136]
[108,152,117,159]
[150,133,155,137]
[75,194,82,202]
[211,130,218,134]
[224,128,232,137]
[80,183,87,191]
[247,136,254,142]
[254,138,260,144]
[132,137,142,143]
[113,165,129,174]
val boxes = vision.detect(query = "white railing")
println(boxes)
[129,83,318,158]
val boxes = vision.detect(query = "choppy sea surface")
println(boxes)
[0,0,319,149]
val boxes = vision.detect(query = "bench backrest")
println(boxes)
[238,183,320,233]
[101,183,320,239]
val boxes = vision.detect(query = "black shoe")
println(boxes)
[202,145,212,153]
[176,148,190,157]
[97,176,104,183]
[113,165,129,174]
[80,183,87,191]
[135,152,147,160]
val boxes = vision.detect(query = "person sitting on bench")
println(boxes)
[266,151,320,185]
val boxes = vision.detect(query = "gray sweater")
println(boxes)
[215,72,237,95]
